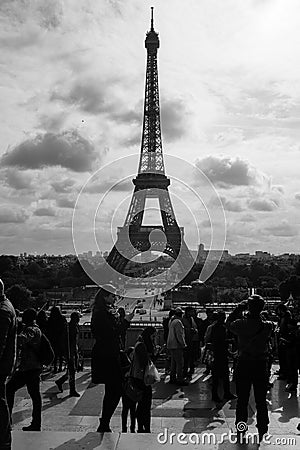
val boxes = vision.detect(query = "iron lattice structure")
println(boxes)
[106,8,194,275]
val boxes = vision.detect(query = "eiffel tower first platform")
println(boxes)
[106,8,194,278]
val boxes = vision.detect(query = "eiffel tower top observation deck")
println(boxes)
[137,7,165,179]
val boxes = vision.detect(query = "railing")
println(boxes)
[78,321,164,357]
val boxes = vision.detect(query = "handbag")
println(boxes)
[123,376,144,402]
[123,355,144,402]
[144,361,160,386]
[202,346,214,367]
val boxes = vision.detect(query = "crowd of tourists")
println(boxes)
[0,279,82,450]
[162,296,300,442]
[1,278,300,449]
[90,284,300,441]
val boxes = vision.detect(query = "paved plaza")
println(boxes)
[10,363,300,449]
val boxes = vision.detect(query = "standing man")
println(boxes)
[207,310,236,403]
[6,308,42,432]
[167,307,188,385]
[226,295,273,442]
[0,279,17,450]
[55,311,81,397]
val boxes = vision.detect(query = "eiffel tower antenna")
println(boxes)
[151,6,154,31]
[106,9,194,277]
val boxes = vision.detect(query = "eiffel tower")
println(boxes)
[106,8,194,277]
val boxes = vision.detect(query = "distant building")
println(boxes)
[196,243,230,263]
[255,251,272,260]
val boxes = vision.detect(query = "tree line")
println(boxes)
[0,255,299,310]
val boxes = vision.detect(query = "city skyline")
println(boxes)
[0,1,300,256]
[14,246,300,258]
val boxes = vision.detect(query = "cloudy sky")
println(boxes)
[0,0,300,256]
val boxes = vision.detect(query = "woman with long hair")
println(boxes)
[91,284,123,432]
[132,326,157,433]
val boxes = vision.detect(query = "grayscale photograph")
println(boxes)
[0,1,299,449]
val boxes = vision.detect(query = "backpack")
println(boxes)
[37,333,55,366]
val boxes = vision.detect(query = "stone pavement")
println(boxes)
[11,364,300,449]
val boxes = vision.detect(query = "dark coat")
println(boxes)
[91,305,122,384]
[68,320,79,358]
[17,323,42,372]
[209,322,229,360]
[0,296,17,376]
[47,315,68,357]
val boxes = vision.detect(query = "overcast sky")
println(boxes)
[0,0,300,256]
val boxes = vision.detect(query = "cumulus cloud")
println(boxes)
[220,196,243,212]
[111,109,140,125]
[52,76,143,129]
[34,207,56,217]
[37,1,64,30]
[3,168,33,190]
[247,198,279,211]
[273,185,284,194]
[195,155,268,188]
[0,206,28,223]
[37,112,67,133]
[52,78,108,115]
[239,214,257,223]
[56,198,76,209]
[56,220,72,229]
[210,195,243,212]
[201,219,211,228]
[1,130,99,172]
[295,193,300,201]
[121,132,141,147]
[51,179,77,194]
[85,177,132,194]
[0,26,42,50]
[52,78,186,144]
[0,0,64,31]
[264,221,298,237]
[161,99,187,142]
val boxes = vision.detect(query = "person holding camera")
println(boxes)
[117,306,137,350]
[226,295,273,442]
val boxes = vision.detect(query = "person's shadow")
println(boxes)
[50,432,119,450]
[271,380,300,424]
[12,373,90,425]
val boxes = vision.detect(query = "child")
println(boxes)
[121,347,137,433]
